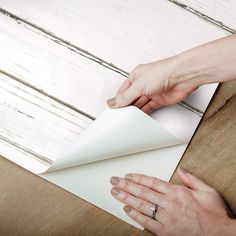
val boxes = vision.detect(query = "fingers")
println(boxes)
[117,78,132,94]
[141,100,162,114]
[132,96,150,108]
[107,85,141,108]
[123,205,162,232]
[124,173,173,194]
[111,186,165,221]
[110,177,167,207]
[178,167,217,193]
[107,74,140,108]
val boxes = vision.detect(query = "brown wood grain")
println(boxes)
[171,80,236,215]
[0,80,235,236]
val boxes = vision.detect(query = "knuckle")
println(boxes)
[122,179,130,191]
[137,200,146,212]
[133,210,139,221]
[120,191,129,202]
[143,217,149,228]
[132,82,143,95]
[130,64,144,80]
[147,102,155,110]
[116,93,124,103]
[139,186,150,198]
[150,178,158,189]
[134,64,143,71]
[143,217,151,229]
[174,185,189,195]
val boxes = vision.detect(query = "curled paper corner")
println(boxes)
[40,106,185,174]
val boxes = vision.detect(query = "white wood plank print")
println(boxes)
[0,11,224,114]
[0,0,228,71]
[172,0,236,32]
[0,72,92,168]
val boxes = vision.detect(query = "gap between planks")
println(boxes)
[0,69,96,120]
[0,72,93,166]
[169,0,236,33]
[0,7,203,116]
[0,7,127,77]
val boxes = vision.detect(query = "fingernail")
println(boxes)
[179,167,188,174]
[111,187,120,196]
[123,205,132,213]
[110,177,120,186]
[124,174,132,181]
[107,98,116,107]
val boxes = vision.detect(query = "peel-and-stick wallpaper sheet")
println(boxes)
[3,89,217,229]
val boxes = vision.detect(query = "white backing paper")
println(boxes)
[4,105,198,229]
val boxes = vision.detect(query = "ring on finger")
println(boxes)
[150,204,159,220]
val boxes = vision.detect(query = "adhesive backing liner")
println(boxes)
[45,106,184,173]
[9,106,191,229]
[36,106,188,230]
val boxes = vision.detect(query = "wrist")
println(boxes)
[166,53,203,90]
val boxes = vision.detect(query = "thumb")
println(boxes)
[178,167,216,193]
[107,86,140,108]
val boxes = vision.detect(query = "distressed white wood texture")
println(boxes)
[0,14,124,117]
[0,1,232,231]
[174,0,236,32]
[0,0,228,71]
[0,72,92,171]
[0,70,199,173]
[0,5,226,114]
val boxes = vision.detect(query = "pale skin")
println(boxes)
[107,34,236,235]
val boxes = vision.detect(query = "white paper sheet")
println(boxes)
[4,105,200,229]
[48,106,184,172]
[41,144,187,230]
[39,106,190,230]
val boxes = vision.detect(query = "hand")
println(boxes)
[110,167,235,236]
[107,35,236,114]
[107,59,199,114]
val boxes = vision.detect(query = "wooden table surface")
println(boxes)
[0,1,235,235]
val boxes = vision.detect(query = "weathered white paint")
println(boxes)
[0,71,200,175]
[0,1,230,224]
[0,14,124,117]
[0,72,92,167]
[0,0,228,72]
[0,0,229,166]
[174,0,236,32]
[0,12,222,114]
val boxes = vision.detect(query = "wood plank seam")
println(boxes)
[0,7,127,77]
[0,134,52,166]
[0,8,204,116]
[168,0,236,34]
[0,69,96,120]
[0,72,93,166]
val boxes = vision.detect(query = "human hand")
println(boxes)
[107,35,236,114]
[110,167,235,236]
[107,59,199,114]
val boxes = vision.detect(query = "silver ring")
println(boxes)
[150,204,159,220]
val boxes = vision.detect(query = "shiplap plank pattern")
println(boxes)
[172,0,236,32]
[0,72,92,168]
[0,0,228,72]
[0,13,125,118]
[0,1,235,235]
[0,80,235,236]
[0,4,227,113]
